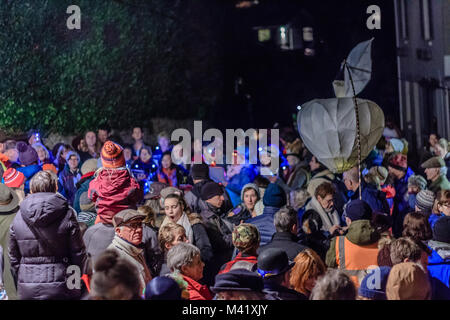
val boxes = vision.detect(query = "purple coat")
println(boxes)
[9,192,87,300]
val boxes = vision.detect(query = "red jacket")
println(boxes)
[88,168,143,224]
[218,253,258,274]
[182,275,213,300]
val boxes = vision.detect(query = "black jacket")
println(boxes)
[200,203,234,286]
[258,232,308,261]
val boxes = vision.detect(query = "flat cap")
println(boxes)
[112,209,146,228]
[421,156,445,169]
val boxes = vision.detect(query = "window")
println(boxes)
[420,0,433,41]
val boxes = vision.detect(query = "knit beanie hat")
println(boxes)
[433,216,450,244]
[240,183,260,202]
[262,183,286,208]
[415,190,435,213]
[190,163,210,180]
[232,223,260,253]
[81,158,98,175]
[3,168,25,188]
[407,175,427,191]
[16,141,39,166]
[145,276,182,300]
[101,141,125,169]
[200,181,223,201]
[77,211,97,227]
[388,153,407,172]
[386,262,431,300]
[358,266,391,300]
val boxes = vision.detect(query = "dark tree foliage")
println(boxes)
[0,0,222,135]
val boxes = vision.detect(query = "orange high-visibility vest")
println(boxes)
[335,236,379,288]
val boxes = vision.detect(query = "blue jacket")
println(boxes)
[245,206,279,246]
[429,214,444,230]
[16,164,42,194]
[58,165,81,206]
[427,240,450,300]
[391,167,414,238]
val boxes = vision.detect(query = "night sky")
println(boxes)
[209,0,398,131]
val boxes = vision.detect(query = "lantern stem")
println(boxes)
[344,59,362,200]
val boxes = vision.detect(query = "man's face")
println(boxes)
[98,129,109,143]
[206,194,224,208]
[68,155,79,171]
[116,220,143,246]
[85,131,97,147]
[425,167,440,181]
[287,155,299,168]
[132,128,143,141]
[317,194,334,212]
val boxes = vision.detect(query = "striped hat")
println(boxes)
[101,141,125,169]
[3,168,25,188]
[415,190,435,213]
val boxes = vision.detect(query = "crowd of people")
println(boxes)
[0,123,449,300]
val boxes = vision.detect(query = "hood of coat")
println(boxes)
[17,164,42,179]
[20,192,69,228]
[346,219,380,246]
[93,168,136,197]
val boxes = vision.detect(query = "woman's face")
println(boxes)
[182,254,204,281]
[158,137,170,151]
[162,154,172,169]
[85,131,96,147]
[434,144,446,157]
[36,147,46,162]
[304,276,318,295]
[164,198,183,222]
[166,229,189,250]
[243,189,258,211]
[61,148,70,160]
[140,149,151,163]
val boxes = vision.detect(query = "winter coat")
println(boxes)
[305,196,341,233]
[182,274,213,300]
[245,206,280,247]
[200,204,234,286]
[184,179,233,214]
[429,214,444,230]
[73,174,94,214]
[427,240,450,298]
[391,167,415,238]
[131,158,157,179]
[348,181,390,214]
[153,165,188,187]
[83,222,162,277]
[429,175,450,194]
[107,235,152,293]
[88,168,143,225]
[226,204,252,226]
[307,168,335,198]
[0,206,18,300]
[58,165,81,206]
[16,164,42,194]
[258,232,308,261]
[263,280,307,300]
[298,231,330,262]
[9,192,87,300]
[325,219,380,273]
[276,162,309,194]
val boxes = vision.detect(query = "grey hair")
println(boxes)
[274,206,298,233]
[31,143,50,160]
[310,269,356,300]
[167,242,201,272]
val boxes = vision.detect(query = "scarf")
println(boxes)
[161,212,194,244]
[308,196,341,232]
[158,167,177,186]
